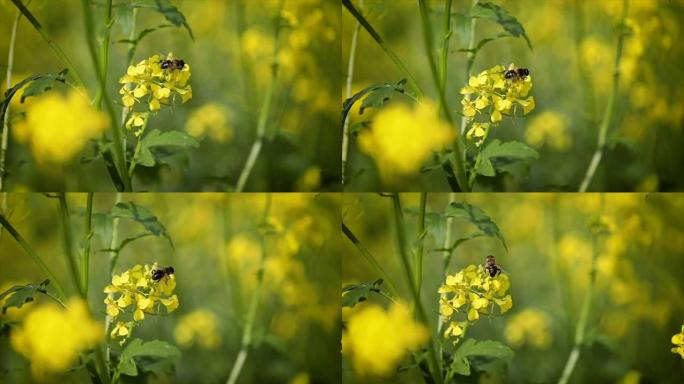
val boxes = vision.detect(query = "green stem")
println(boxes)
[342,0,363,186]
[390,194,443,384]
[460,0,478,136]
[105,192,123,377]
[9,0,87,91]
[226,194,272,384]
[0,214,67,301]
[578,0,628,192]
[437,193,457,348]
[81,0,132,192]
[342,0,424,98]
[128,117,150,179]
[57,193,82,296]
[234,0,285,192]
[414,193,427,296]
[94,0,113,109]
[0,7,21,197]
[342,222,399,298]
[438,0,453,87]
[81,193,94,299]
[557,234,600,384]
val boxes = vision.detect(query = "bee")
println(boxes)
[483,255,503,277]
[151,266,175,281]
[503,65,530,81]
[160,58,185,71]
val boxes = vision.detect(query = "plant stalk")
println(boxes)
[57,193,83,296]
[0,7,21,199]
[578,0,628,192]
[234,0,285,192]
[81,192,94,299]
[341,0,363,186]
[414,192,427,296]
[342,222,399,297]
[437,192,457,340]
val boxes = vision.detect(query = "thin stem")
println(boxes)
[578,0,628,192]
[342,0,363,186]
[460,0,479,135]
[414,192,427,296]
[81,193,94,299]
[128,118,150,179]
[438,0,453,87]
[105,193,123,375]
[342,222,399,298]
[9,0,87,90]
[57,193,82,296]
[557,235,600,384]
[234,0,285,192]
[390,194,443,384]
[94,0,113,108]
[437,193,457,350]
[0,214,67,301]
[81,0,132,192]
[0,7,21,197]
[226,194,272,384]
[342,0,424,97]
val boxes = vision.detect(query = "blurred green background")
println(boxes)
[0,0,341,191]
[0,193,341,383]
[343,0,684,192]
[342,193,684,383]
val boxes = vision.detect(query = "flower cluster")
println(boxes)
[358,100,455,180]
[104,263,179,342]
[10,299,102,380]
[118,53,192,125]
[438,264,512,340]
[342,301,428,377]
[13,90,108,163]
[672,325,684,359]
[460,64,535,145]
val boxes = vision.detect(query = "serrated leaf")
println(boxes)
[359,81,405,115]
[469,2,532,51]
[130,0,194,40]
[342,279,383,308]
[341,79,406,128]
[482,139,539,160]
[445,202,507,250]
[109,202,173,247]
[118,338,181,377]
[0,280,50,314]
[448,339,513,379]
[135,129,199,167]
[0,71,67,128]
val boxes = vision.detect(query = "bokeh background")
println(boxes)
[343,0,684,191]
[342,193,684,383]
[0,0,341,191]
[0,193,341,383]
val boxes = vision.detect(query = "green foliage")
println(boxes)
[468,2,533,50]
[475,140,539,178]
[341,79,407,126]
[447,339,514,379]
[117,338,181,377]
[128,0,194,40]
[108,201,173,248]
[134,129,199,168]
[342,279,384,308]
[0,70,68,127]
[0,280,50,314]
[445,201,507,251]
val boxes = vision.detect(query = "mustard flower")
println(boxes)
[10,298,103,380]
[118,53,192,112]
[439,264,512,340]
[104,263,179,342]
[672,325,684,359]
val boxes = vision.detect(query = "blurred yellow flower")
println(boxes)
[295,166,321,191]
[174,309,221,349]
[119,53,192,112]
[288,372,310,384]
[504,308,552,349]
[242,28,274,60]
[104,263,179,341]
[342,301,428,377]
[672,325,684,358]
[439,264,512,337]
[12,90,108,164]
[185,103,233,143]
[525,110,572,151]
[10,298,102,379]
[358,100,454,180]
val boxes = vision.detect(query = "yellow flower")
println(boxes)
[439,264,513,340]
[118,53,192,112]
[671,325,684,358]
[10,298,103,380]
[295,166,321,191]
[467,122,491,147]
[342,301,428,377]
[525,110,571,151]
[358,100,455,180]
[504,308,553,349]
[104,263,179,341]
[12,90,108,164]
[174,309,221,349]
[185,103,233,143]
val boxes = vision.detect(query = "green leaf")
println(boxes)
[341,79,406,128]
[445,202,507,250]
[99,233,154,255]
[434,231,486,253]
[109,202,173,247]
[136,129,199,167]
[469,2,533,51]
[0,280,50,314]
[118,338,181,377]
[342,279,384,308]
[130,0,194,40]
[475,140,539,178]
[0,70,68,128]
[448,339,514,379]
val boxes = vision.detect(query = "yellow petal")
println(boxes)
[133,308,145,321]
